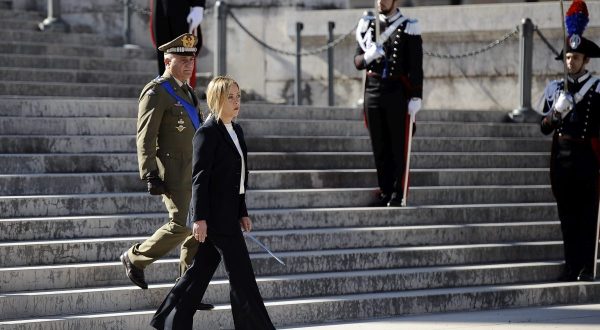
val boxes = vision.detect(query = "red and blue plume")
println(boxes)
[566,0,589,37]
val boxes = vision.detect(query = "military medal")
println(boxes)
[176,118,185,132]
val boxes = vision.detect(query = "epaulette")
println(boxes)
[404,19,421,36]
[152,76,167,84]
[594,76,600,93]
[544,79,562,102]
[357,14,373,34]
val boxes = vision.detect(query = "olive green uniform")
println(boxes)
[127,71,202,275]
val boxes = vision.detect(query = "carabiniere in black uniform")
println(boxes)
[354,8,423,206]
[541,69,600,281]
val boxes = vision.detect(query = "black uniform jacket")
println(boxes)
[354,12,423,99]
[187,116,249,235]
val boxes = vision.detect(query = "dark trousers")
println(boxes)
[151,0,203,85]
[150,230,275,330]
[551,138,600,274]
[364,79,409,196]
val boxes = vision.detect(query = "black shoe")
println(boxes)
[577,268,595,282]
[120,252,148,289]
[197,302,215,310]
[368,192,391,207]
[387,193,405,207]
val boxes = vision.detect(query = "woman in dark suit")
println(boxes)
[150,76,275,330]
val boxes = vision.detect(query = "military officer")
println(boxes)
[540,33,600,282]
[354,0,423,207]
[119,34,212,309]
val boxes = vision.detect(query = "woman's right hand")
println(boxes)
[193,220,207,243]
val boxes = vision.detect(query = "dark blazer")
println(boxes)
[187,116,249,235]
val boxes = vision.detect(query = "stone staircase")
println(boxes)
[1,5,600,330]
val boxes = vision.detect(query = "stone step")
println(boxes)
[0,97,139,118]
[0,116,541,137]
[0,67,153,85]
[237,120,542,138]
[239,105,515,123]
[0,152,550,174]
[0,97,520,123]
[0,222,562,267]
[245,136,551,153]
[0,54,155,73]
[0,240,563,285]
[0,186,554,218]
[0,262,567,319]
[0,81,141,98]
[0,135,550,153]
[0,203,558,241]
[1,41,155,59]
[0,169,550,195]
[0,29,121,47]
[3,276,597,329]
[0,9,43,20]
[0,18,38,31]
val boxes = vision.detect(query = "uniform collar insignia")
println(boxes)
[568,71,591,83]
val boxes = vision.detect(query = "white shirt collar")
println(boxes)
[172,76,186,87]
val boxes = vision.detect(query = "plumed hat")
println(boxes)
[556,0,600,60]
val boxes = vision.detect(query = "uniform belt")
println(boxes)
[366,72,404,81]
[558,134,588,143]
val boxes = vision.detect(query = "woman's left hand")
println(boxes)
[240,216,252,232]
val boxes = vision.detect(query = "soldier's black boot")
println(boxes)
[387,192,404,207]
[368,192,391,207]
[577,267,595,282]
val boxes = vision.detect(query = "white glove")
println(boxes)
[553,91,573,116]
[187,6,204,34]
[364,43,384,65]
[408,98,422,116]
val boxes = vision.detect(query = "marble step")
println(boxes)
[0,97,526,123]
[0,135,550,153]
[0,116,542,137]
[0,241,564,288]
[0,186,555,218]
[0,262,568,319]
[0,203,558,241]
[0,81,142,98]
[1,41,155,59]
[0,54,155,73]
[0,152,550,174]
[2,277,597,329]
[0,67,153,85]
[0,168,550,195]
[0,29,121,47]
[0,222,561,267]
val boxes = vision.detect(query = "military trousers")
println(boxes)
[364,78,410,196]
[128,188,199,275]
[551,138,600,274]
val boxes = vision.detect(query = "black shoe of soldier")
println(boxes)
[387,193,404,207]
[120,252,148,289]
[198,303,215,310]
[368,192,391,207]
[557,269,577,282]
[577,268,595,282]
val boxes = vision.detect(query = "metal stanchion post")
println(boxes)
[327,21,335,106]
[215,1,228,76]
[508,18,534,122]
[295,22,304,106]
[38,0,69,32]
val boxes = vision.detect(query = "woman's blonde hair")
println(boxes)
[206,76,239,121]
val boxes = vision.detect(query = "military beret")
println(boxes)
[158,33,197,56]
